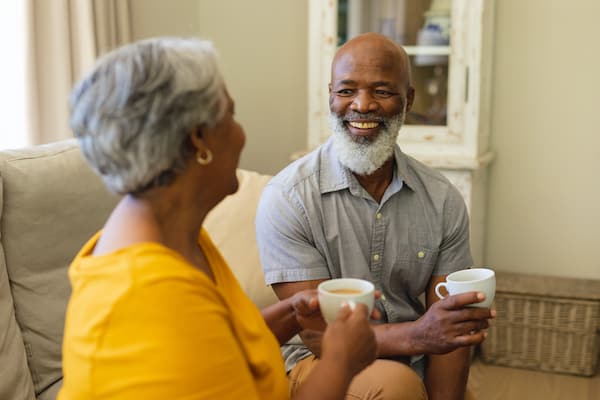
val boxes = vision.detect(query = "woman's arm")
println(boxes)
[293,303,377,400]
[262,283,379,399]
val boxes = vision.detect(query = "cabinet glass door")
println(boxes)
[308,0,478,154]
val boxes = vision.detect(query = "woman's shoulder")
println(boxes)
[128,243,216,289]
[73,239,217,298]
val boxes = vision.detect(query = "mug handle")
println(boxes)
[434,282,448,300]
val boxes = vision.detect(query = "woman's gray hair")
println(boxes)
[70,37,227,194]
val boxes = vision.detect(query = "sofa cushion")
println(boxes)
[205,169,278,309]
[0,140,118,397]
[0,244,35,400]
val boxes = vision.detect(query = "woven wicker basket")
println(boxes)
[480,272,600,376]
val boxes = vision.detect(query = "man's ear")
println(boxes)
[406,86,415,112]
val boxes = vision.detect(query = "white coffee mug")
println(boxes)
[434,268,496,308]
[317,278,375,324]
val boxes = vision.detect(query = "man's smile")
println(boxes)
[344,118,384,140]
[347,121,380,129]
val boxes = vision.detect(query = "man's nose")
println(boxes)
[350,91,378,113]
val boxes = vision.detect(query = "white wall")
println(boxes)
[130,0,201,38]
[484,0,600,279]
[195,0,308,175]
[130,0,307,175]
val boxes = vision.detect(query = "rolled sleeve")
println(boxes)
[256,183,331,285]
[433,184,473,276]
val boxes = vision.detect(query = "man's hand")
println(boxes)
[415,291,495,354]
[290,290,327,332]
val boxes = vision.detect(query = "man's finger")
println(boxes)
[452,307,495,322]
[454,330,488,347]
[444,291,488,309]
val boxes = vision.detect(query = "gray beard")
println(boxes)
[329,110,405,175]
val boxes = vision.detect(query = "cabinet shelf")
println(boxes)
[404,45,451,56]
[336,45,450,56]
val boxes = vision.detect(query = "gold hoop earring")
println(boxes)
[196,149,213,165]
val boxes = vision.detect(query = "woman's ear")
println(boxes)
[189,126,205,150]
[189,126,214,166]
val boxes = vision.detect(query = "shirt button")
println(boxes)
[417,251,425,259]
[373,254,380,261]
[376,213,382,220]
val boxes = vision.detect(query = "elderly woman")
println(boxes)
[58,37,377,400]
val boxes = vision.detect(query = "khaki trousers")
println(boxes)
[288,356,429,400]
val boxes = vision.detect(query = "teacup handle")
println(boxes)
[434,282,448,299]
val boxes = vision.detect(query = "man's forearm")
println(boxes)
[373,321,425,356]
[426,347,471,400]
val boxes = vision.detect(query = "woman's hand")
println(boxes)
[321,302,378,376]
[291,303,378,400]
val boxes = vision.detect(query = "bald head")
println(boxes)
[332,33,411,88]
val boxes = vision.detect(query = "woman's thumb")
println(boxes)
[335,301,353,321]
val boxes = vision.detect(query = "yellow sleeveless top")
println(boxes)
[58,229,289,399]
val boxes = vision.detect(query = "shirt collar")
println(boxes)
[319,137,415,195]
[392,144,416,191]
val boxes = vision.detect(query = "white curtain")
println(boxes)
[25,0,132,144]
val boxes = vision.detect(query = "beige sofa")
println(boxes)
[0,139,278,400]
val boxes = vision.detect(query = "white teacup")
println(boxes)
[318,278,375,323]
[434,268,496,308]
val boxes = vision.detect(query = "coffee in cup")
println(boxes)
[434,267,496,308]
[317,278,375,323]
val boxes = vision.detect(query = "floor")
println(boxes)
[467,357,600,400]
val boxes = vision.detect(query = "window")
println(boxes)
[0,1,28,149]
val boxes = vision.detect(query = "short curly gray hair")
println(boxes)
[70,37,227,194]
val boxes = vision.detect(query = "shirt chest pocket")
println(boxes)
[412,247,439,266]
[386,234,440,300]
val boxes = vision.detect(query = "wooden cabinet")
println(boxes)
[306,0,496,265]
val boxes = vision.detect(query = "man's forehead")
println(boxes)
[332,57,401,83]
[333,48,404,77]
[336,47,398,66]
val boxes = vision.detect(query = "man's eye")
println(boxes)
[336,89,354,96]
[375,90,393,97]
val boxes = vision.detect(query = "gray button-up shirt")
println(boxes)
[256,138,473,370]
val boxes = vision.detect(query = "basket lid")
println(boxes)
[495,271,600,301]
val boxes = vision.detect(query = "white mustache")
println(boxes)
[329,111,404,175]
[343,112,386,123]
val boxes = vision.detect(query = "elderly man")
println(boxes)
[256,32,494,399]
